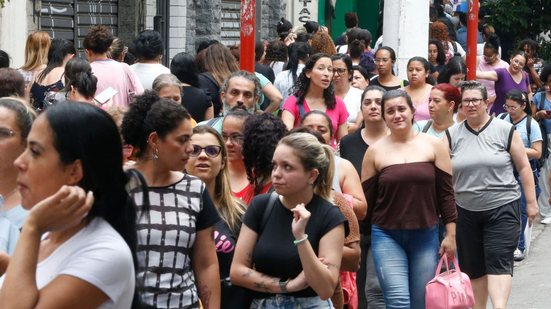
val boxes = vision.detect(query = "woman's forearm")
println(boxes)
[296,239,340,300]
[195,263,221,309]
[0,223,41,309]
[519,164,537,204]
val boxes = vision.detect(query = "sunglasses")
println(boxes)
[191,145,222,158]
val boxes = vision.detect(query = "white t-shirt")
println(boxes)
[274,64,305,103]
[0,218,135,309]
[130,63,171,90]
[342,86,364,123]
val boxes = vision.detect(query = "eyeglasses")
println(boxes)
[0,128,16,140]
[190,145,222,158]
[222,133,244,145]
[461,98,484,106]
[503,104,521,111]
[334,68,348,75]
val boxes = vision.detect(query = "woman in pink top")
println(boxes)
[477,35,509,107]
[404,57,432,122]
[83,25,143,108]
[282,53,349,145]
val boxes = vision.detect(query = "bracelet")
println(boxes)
[293,234,308,245]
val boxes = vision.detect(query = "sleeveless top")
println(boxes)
[30,79,64,110]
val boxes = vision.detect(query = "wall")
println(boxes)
[0,0,36,68]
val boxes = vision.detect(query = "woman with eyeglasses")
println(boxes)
[0,98,36,258]
[221,108,253,204]
[498,89,542,262]
[121,91,221,308]
[476,50,532,116]
[369,47,409,92]
[185,125,251,308]
[445,81,538,309]
[281,53,349,147]
[331,54,364,134]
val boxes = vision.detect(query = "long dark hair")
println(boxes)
[170,52,200,87]
[292,53,337,109]
[285,42,310,84]
[44,102,141,307]
[36,39,75,83]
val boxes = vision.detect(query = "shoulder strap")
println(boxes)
[539,92,546,111]
[526,115,532,145]
[422,120,433,133]
[298,102,306,120]
[445,129,452,150]
[259,192,279,235]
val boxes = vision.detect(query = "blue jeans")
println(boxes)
[517,173,541,251]
[250,295,333,309]
[371,224,439,309]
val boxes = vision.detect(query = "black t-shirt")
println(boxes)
[198,72,222,116]
[369,76,409,91]
[339,128,369,176]
[255,63,275,83]
[182,85,213,122]
[243,193,347,298]
[213,219,252,307]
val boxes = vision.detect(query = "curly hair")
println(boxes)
[263,40,288,64]
[310,32,336,56]
[429,21,449,42]
[429,39,446,66]
[242,113,287,195]
[121,91,191,159]
[83,25,114,54]
[0,68,25,98]
[292,53,337,109]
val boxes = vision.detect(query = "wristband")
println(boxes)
[293,234,308,245]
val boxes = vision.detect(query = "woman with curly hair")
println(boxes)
[428,39,446,80]
[198,43,239,116]
[282,53,349,146]
[429,21,464,62]
[309,32,337,56]
[241,113,288,203]
[262,40,288,76]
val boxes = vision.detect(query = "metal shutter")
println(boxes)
[220,0,240,47]
[40,0,118,57]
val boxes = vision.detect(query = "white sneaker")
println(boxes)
[514,248,525,261]
[541,217,551,225]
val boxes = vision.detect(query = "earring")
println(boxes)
[308,181,314,185]
[152,147,159,160]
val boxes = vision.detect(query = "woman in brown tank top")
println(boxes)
[361,89,457,309]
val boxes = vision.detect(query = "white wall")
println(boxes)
[0,0,29,68]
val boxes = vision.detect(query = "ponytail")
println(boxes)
[315,144,335,202]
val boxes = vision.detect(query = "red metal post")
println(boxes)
[240,0,256,72]
[466,0,479,80]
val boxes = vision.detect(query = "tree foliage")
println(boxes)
[484,0,551,61]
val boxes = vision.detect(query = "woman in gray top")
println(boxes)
[445,81,539,309]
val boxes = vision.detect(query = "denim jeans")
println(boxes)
[250,295,333,309]
[517,173,541,252]
[371,224,439,309]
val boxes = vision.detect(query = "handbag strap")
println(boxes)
[259,192,279,235]
[435,254,463,276]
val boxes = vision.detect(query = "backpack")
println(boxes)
[498,113,545,172]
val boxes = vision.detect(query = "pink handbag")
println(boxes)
[425,255,475,309]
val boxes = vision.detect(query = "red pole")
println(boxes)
[466,0,479,80]
[240,0,256,73]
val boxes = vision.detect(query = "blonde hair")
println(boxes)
[152,73,182,93]
[279,132,335,201]
[192,126,245,234]
[20,31,51,71]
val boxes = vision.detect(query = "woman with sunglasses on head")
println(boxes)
[281,53,349,146]
[361,90,456,309]
[498,89,542,262]
[0,102,138,308]
[231,132,348,308]
[332,54,364,134]
[121,91,221,309]
[445,81,538,309]
[477,51,531,116]
[185,126,251,308]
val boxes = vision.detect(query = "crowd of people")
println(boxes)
[0,1,549,308]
